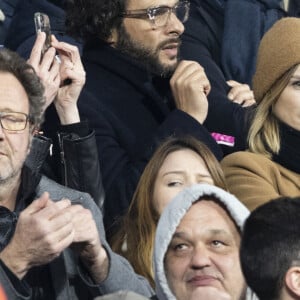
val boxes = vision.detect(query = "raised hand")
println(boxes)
[28,32,60,111]
[51,36,86,124]
[170,60,210,124]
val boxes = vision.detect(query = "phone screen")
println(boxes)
[34,12,52,56]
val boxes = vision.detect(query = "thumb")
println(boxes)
[26,192,51,215]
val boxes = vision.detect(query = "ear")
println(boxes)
[285,266,300,297]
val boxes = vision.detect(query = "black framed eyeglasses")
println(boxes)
[121,1,190,28]
[0,111,30,131]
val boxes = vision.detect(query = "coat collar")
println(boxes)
[83,40,173,121]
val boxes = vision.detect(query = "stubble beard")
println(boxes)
[0,140,30,186]
[0,156,22,186]
[115,24,181,78]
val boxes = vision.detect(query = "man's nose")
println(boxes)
[190,245,212,269]
[166,12,185,35]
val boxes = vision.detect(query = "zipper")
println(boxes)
[58,132,68,186]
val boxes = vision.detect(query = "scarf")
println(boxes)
[272,122,300,174]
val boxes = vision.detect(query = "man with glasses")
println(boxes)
[0,48,153,299]
[65,0,223,237]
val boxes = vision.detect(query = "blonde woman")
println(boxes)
[221,18,300,210]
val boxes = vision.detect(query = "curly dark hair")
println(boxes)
[65,0,127,43]
[0,48,45,128]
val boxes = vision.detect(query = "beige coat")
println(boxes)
[221,151,300,210]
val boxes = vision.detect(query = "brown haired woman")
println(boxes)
[111,135,227,287]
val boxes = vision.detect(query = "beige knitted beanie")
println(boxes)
[253,17,300,103]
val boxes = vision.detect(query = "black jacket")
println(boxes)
[76,41,222,235]
[26,122,105,210]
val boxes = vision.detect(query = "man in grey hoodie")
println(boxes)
[153,184,255,300]
[95,184,256,300]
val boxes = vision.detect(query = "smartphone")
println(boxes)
[34,12,52,56]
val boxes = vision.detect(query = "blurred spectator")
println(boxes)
[241,196,300,300]
[0,0,19,44]
[181,0,286,86]
[4,0,81,58]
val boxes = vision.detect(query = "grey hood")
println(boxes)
[153,183,256,300]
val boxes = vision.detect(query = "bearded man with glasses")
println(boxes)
[64,0,223,239]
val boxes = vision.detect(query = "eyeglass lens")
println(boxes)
[0,112,28,131]
[153,2,189,27]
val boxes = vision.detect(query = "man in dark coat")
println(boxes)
[64,0,231,236]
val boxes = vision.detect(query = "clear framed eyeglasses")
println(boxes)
[121,1,190,28]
